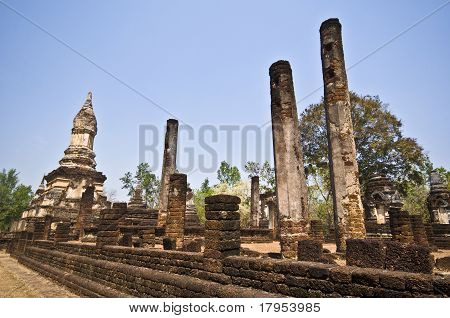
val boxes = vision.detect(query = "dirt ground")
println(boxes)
[242,242,337,254]
[0,251,76,298]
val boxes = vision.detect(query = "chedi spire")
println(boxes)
[59,92,98,170]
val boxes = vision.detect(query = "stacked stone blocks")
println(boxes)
[165,173,187,249]
[96,202,126,248]
[204,194,241,259]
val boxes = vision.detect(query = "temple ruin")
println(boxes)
[14,92,109,239]
[1,18,449,298]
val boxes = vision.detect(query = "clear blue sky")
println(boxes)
[1,0,449,201]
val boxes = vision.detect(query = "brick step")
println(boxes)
[18,255,132,298]
[434,237,450,250]
[21,246,278,298]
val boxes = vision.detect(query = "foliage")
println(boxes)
[213,181,251,226]
[120,162,160,208]
[307,168,333,232]
[402,182,430,223]
[300,92,432,194]
[0,169,33,231]
[193,178,214,223]
[244,160,276,193]
[217,161,241,187]
[194,163,252,226]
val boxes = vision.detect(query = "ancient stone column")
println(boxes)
[269,60,309,258]
[165,173,187,249]
[250,176,260,227]
[320,18,366,251]
[158,119,179,227]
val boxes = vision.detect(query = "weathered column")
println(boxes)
[269,60,309,258]
[250,176,260,227]
[158,119,179,227]
[165,173,187,249]
[320,18,366,251]
[268,201,276,229]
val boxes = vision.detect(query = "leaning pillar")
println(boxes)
[269,60,309,258]
[320,18,366,251]
[250,176,260,227]
[157,119,179,227]
[165,173,187,249]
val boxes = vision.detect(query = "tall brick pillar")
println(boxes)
[250,176,260,227]
[269,60,309,258]
[204,195,241,259]
[320,18,366,252]
[165,173,187,249]
[158,119,179,227]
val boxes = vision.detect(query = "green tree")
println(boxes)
[193,178,214,223]
[217,161,241,187]
[300,92,432,194]
[0,169,33,231]
[244,160,276,192]
[402,182,429,222]
[434,167,450,190]
[120,163,160,208]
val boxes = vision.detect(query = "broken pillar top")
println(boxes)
[73,91,97,134]
[167,118,179,125]
[269,60,292,77]
[169,173,187,182]
[205,194,241,205]
[320,18,341,31]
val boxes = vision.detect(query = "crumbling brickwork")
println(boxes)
[310,220,325,243]
[298,239,323,262]
[320,18,366,251]
[279,218,308,259]
[410,215,429,246]
[204,195,241,259]
[96,203,125,248]
[54,222,70,243]
[388,209,414,244]
[165,173,187,249]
